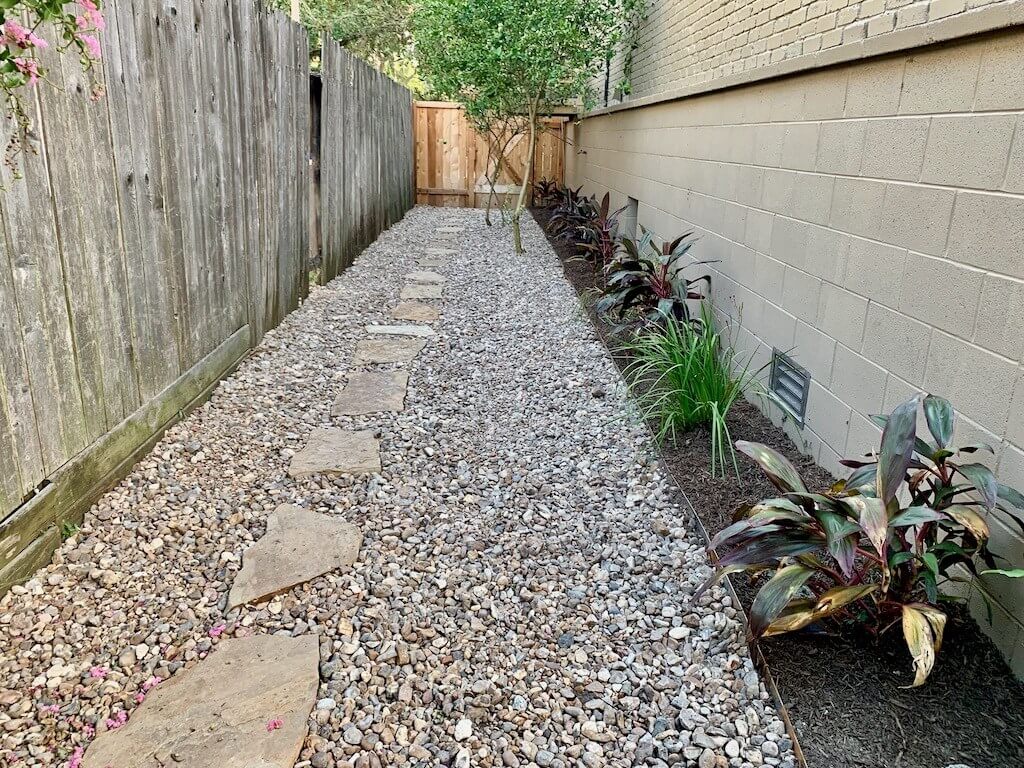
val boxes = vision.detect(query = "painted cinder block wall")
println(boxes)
[568,2,1024,673]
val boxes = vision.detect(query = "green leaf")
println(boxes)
[956,463,998,511]
[817,510,859,578]
[876,394,921,504]
[889,506,945,528]
[764,584,877,637]
[749,564,813,639]
[981,568,1024,579]
[735,441,807,493]
[843,495,888,557]
[922,395,954,448]
[997,483,1024,511]
[901,603,946,687]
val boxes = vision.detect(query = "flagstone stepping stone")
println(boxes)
[407,270,445,284]
[419,257,446,268]
[332,370,409,416]
[82,634,319,768]
[289,428,381,478]
[401,283,443,300]
[424,247,457,256]
[435,226,462,235]
[391,301,440,323]
[365,324,435,338]
[353,337,427,364]
[228,505,363,610]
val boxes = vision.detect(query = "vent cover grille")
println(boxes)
[770,349,810,426]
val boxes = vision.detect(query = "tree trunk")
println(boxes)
[511,98,539,256]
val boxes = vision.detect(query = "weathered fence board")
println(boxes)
[413,101,567,208]
[0,0,412,590]
[319,39,414,283]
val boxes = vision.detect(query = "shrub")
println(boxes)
[625,310,765,477]
[533,178,561,208]
[544,185,595,243]
[577,192,626,270]
[596,227,710,329]
[705,393,1024,686]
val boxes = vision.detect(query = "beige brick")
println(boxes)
[877,183,955,256]
[828,177,886,239]
[821,27,843,47]
[866,11,896,35]
[921,114,1018,190]
[978,514,1024,612]
[770,216,811,269]
[968,585,1022,665]
[859,117,929,182]
[805,379,852,450]
[758,300,799,350]
[842,236,907,307]
[843,20,868,42]
[898,252,984,338]
[793,319,839,381]
[860,0,886,16]
[844,57,905,117]
[804,225,851,282]
[781,267,823,323]
[862,302,932,384]
[900,43,982,115]
[974,275,1024,361]
[816,120,866,176]
[1006,371,1024,447]
[1002,120,1024,194]
[976,35,1024,111]
[845,408,884,458]
[753,252,787,303]
[895,1,929,26]
[817,283,870,348]
[929,0,967,19]
[881,373,921,413]
[947,192,1024,280]
[924,331,1019,431]
[780,122,820,171]
[831,343,889,414]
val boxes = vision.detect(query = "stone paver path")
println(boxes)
[0,208,793,768]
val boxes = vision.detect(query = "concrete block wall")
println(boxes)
[570,16,1024,673]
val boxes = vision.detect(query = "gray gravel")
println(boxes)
[0,207,794,768]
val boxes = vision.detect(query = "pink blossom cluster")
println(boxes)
[266,718,284,732]
[75,0,104,60]
[208,623,227,638]
[66,747,85,768]
[1,20,48,50]
[104,710,128,730]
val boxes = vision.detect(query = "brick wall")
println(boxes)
[602,0,1016,104]
[571,15,1024,674]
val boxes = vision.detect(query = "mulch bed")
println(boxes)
[532,206,1024,768]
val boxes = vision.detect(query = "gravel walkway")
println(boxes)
[0,208,794,768]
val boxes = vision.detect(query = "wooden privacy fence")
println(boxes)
[0,0,413,589]
[413,101,568,208]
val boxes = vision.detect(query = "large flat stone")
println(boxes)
[435,226,462,235]
[289,428,381,478]
[332,370,409,416]
[391,301,440,323]
[418,257,446,268]
[400,284,443,301]
[365,324,435,338]
[353,337,427,364]
[407,270,445,285]
[424,247,457,256]
[82,634,319,768]
[228,505,362,610]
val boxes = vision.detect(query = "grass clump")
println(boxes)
[624,311,764,477]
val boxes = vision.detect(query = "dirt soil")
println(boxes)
[532,206,1024,768]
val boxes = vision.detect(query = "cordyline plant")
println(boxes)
[532,178,560,208]
[704,393,1024,686]
[577,192,626,271]
[545,185,596,243]
[1,1,105,173]
[596,227,710,330]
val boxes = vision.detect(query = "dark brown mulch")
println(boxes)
[532,206,1024,768]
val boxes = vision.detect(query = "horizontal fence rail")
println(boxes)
[0,0,413,589]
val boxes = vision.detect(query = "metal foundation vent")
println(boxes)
[770,349,810,426]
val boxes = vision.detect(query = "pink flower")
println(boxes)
[83,724,95,739]
[67,747,85,768]
[77,0,106,31]
[2,20,47,49]
[142,676,162,692]
[13,57,40,86]
[42,703,61,714]
[79,33,101,60]
[208,623,226,638]
[266,718,284,732]
[104,710,128,730]
[89,666,109,679]
[134,692,145,704]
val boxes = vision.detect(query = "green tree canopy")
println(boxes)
[414,0,642,252]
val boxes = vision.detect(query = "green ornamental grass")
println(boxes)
[625,310,765,477]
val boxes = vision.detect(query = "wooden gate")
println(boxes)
[413,101,568,208]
